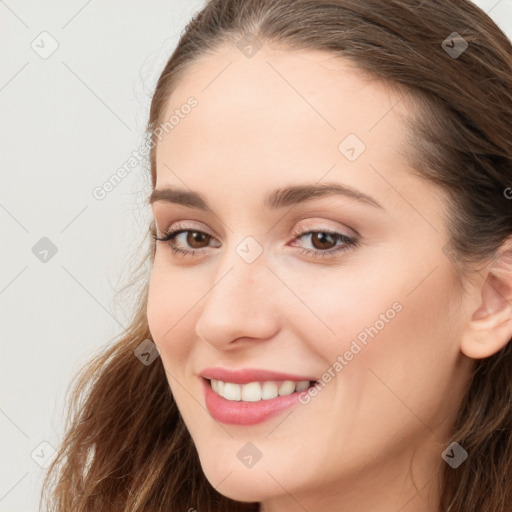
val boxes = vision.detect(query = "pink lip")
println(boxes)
[201,378,311,425]
[199,367,318,384]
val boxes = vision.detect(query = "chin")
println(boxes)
[205,473,272,503]
[199,454,284,503]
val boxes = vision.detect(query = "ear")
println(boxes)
[460,238,512,359]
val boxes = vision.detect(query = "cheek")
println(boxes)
[285,255,462,393]
[277,260,404,358]
[343,262,464,425]
[146,260,201,364]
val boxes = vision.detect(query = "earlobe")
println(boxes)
[459,240,512,360]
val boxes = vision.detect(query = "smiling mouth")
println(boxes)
[205,378,319,402]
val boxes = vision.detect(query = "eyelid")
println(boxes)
[158,218,356,241]
[290,219,357,239]
[158,220,215,237]
[163,217,343,236]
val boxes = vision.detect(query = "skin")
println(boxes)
[146,45,512,512]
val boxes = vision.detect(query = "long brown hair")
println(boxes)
[41,1,512,510]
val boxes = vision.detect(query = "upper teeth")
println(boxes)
[210,379,310,402]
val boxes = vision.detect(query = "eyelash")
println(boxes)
[153,223,358,259]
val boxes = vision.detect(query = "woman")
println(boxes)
[41,0,512,511]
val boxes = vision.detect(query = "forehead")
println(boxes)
[154,46,414,200]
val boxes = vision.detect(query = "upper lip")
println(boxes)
[199,367,319,384]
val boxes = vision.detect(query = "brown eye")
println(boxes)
[154,228,219,256]
[309,232,337,250]
[187,231,212,249]
[290,229,357,259]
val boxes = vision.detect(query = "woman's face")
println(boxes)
[147,46,474,511]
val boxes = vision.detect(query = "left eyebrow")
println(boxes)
[148,181,385,211]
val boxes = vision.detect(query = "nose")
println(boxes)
[195,250,281,349]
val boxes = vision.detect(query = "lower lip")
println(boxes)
[202,378,309,425]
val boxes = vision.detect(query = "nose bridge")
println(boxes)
[195,240,279,347]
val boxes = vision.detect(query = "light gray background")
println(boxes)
[1,1,511,511]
